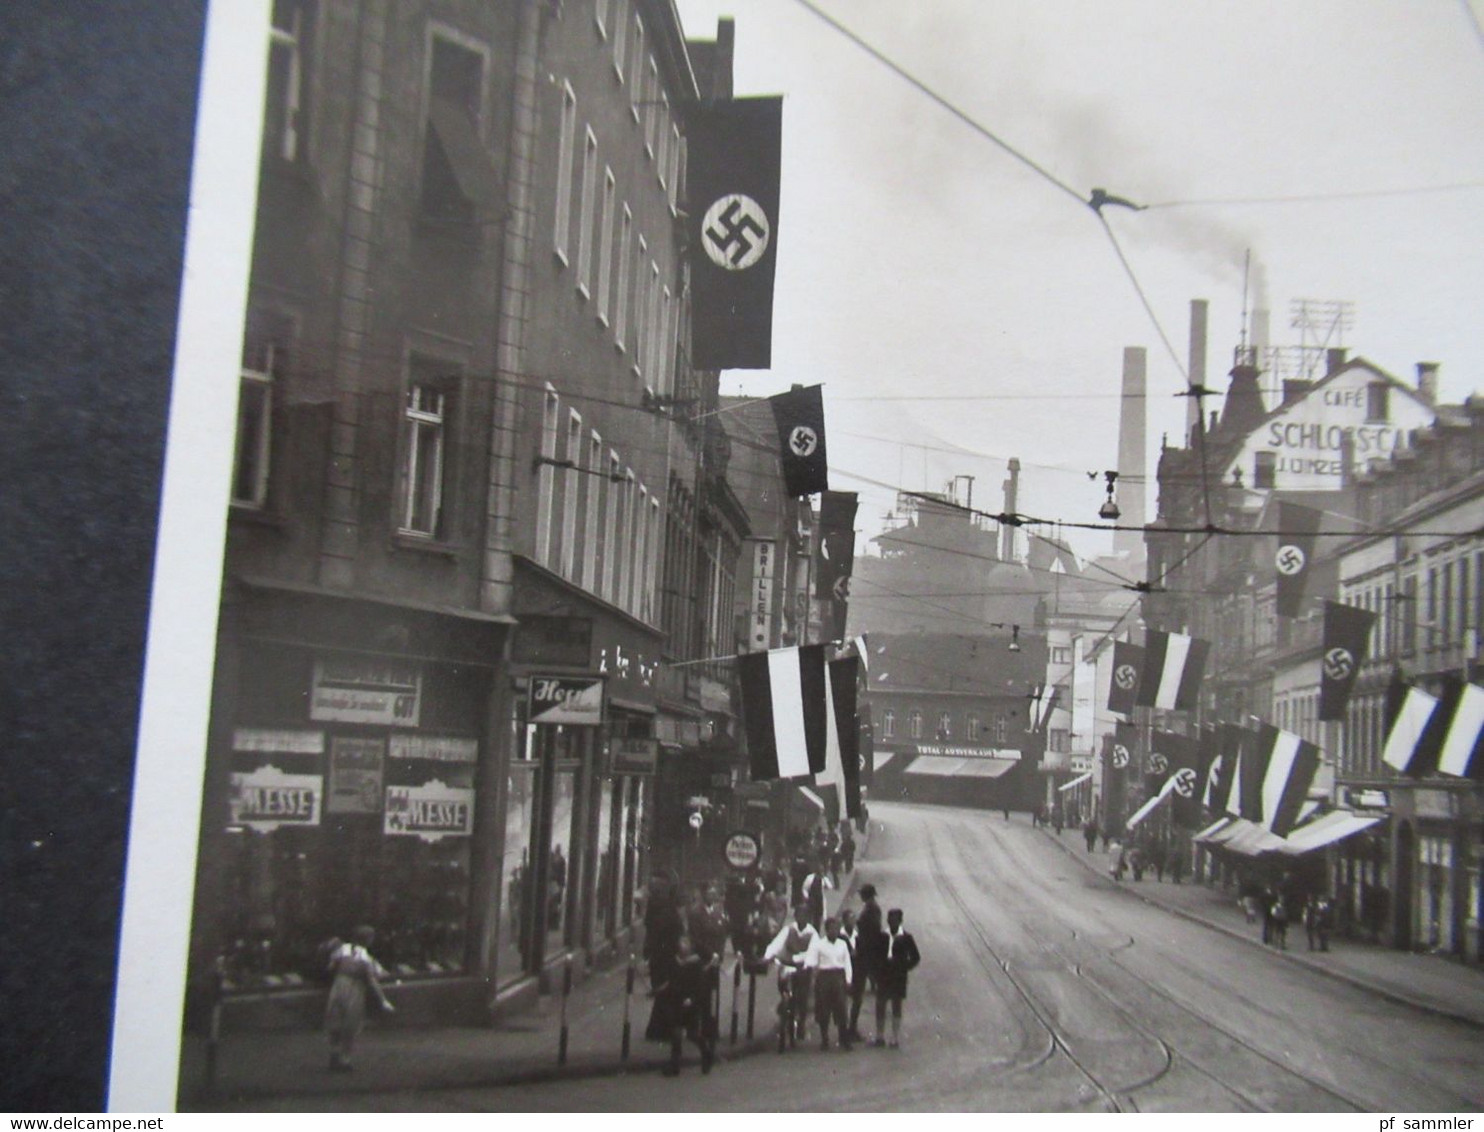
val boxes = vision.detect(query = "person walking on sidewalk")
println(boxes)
[802,862,833,929]
[852,884,885,1042]
[1083,818,1099,854]
[805,916,855,1051]
[323,926,394,1072]
[690,884,730,1047]
[873,909,920,1049]
[650,934,716,1076]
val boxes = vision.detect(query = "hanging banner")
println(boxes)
[1275,502,1322,618]
[688,96,783,370]
[1107,641,1144,716]
[384,779,474,842]
[229,765,322,832]
[1319,601,1376,721]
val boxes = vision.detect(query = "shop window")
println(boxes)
[398,360,456,538]
[233,310,292,510]
[264,1,311,165]
[498,762,537,986]
[421,31,494,226]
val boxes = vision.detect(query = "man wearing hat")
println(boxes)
[848,883,884,1042]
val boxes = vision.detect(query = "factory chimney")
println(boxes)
[1114,347,1147,555]
[1186,300,1208,443]
[1001,458,1020,562]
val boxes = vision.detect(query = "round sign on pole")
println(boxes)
[724,831,760,870]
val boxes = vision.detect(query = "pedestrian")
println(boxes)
[802,862,833,929]
[1149,838,1166,883]
[1052,807,1063,836]
[1083,818,1099,854]
[827,827,843,887]
[323,925,394,1072]
[1304,895,1333,952]
[1269,893,1289,949]
[840,908,867,1041]
[806,916,855,1050]
[852,883,885,1042]
[1169,846,1186,885]
[643,872,686,1044]
[873,909,921,1049]
[764,904,819,1049]
[841,826,857,873]
[651,934,716,1076]
[691,884,729,1044]
[1129,846,1144,882]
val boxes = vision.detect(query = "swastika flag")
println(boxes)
[1107,640,1144,717]
[770,385,829,497]
[688,97,783,370]
[1319,601,1375,721]
[1275,502,1322,618]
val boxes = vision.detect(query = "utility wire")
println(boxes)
[1144,180,1484,209]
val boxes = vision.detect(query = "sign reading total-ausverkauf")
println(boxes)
[528,673,606,725]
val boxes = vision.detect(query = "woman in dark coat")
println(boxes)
[649,935,715,1075]
[643,874,686,1042]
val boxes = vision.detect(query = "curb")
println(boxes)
[1039,827,1484,1031]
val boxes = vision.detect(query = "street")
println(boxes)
[248,802,1484,1112]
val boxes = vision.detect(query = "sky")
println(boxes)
[673,0,1484,564]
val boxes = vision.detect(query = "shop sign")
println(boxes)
[612,737,658,775]
[915,744,1021,760]
[232,728,325,754]
[1070,756,1094,774]
[327,737,384,814]
[1345,787,1390,810]
[749,540,776,651]
[310,659,421,727]
[230,765,322,831]
[724,831,761,870]
[529,674,605,725]
[384,779,474,842]
[389,734,478,763]
[512,615,593,668]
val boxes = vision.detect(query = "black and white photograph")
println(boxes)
[8,0,1484,1118]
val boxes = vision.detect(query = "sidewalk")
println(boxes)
[1038,822,1484,1029]
[181,825,875,1109]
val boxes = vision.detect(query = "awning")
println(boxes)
[1125,777,1176,829]
[873,752,895,770]
[1278,811,1386,856]
[797,786,825,811]
[1207,818,1290,856]
[1057,771,1093,792]
[905,756,1017,779]
[1194,816,1234,842]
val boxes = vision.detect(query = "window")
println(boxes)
[993,716,1008,744]
[594,0,609,38]
[644,58,659,159]
[561,411,583,581]
[631,235,647,375]
[264,1,309,164]
[966,713,981,741]
[645,260,661,380]
[632,484,649,615]
[647,495,661,623]
[233,310,292,509]
[656,93,670,187]
[1050,646,1072,665]
[596,169,616,324]
[576,128,598,297]
[1403,576,1419,653]
[604,451,622,601]
[611,0,627,81]
[536,388,559,565]
[620,469,637,610]
[421,32,491,225]
[1254,450,1276,490]
[937,712,952,740]
[882,709,896,739]
[666,124,681,212]
[553,83,576,262]
[1367,381,1390,423]
[628,15,644,119]
[657,286,672,394]
[1049,729,1068,753]
[908,710,923,740]
[399,360,455,537]
[584,432,604,593]
[614,206,632,351]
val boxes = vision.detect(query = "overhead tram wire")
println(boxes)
[1143,180,1484,209]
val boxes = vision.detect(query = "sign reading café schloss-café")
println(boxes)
[1223,361,1434,492]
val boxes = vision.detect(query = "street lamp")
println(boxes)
[1098,470,1121,521]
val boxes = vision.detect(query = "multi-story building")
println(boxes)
[191,0,755,1030]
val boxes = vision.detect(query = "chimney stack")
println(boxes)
[1416,362,1439,406]
[1326,347,1349,375]
[1001,458,1021,562]
[1187,300,1208,440]
[1115,348,1147,555]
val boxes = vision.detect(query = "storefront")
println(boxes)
[501,566,660,993]
[193,579,512,1027]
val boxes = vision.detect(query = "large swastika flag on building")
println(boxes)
[769,385,829,496]
[1319,601,1376,721]
[740,644,827,781]
[1275,502,1323,618]
[688,97,783,370]
[1135,631,1208,711]
[1107,640,1144,717]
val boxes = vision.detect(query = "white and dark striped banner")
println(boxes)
[740,644,828,781]
[1439,682,1484,780]
[1136,631,1209,711]
[1381,680,1442,777]
[1255,724,1321,838]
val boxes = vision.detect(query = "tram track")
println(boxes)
[921,813,1381,1111]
